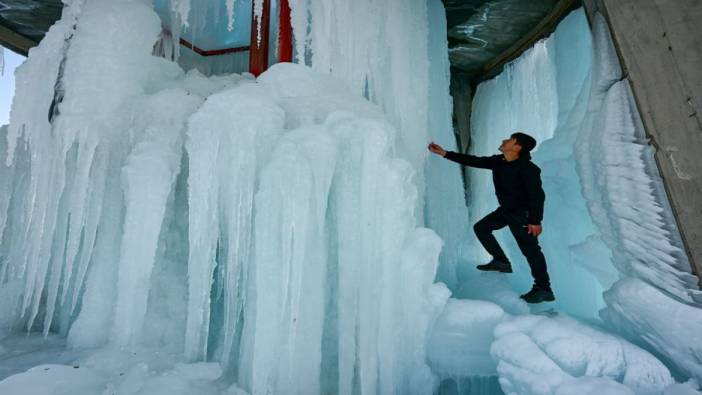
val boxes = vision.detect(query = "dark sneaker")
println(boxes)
[476,259,512,273]
[520,286,555,304]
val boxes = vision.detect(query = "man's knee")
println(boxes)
[473,221,486,235]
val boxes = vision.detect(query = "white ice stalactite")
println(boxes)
[288,0,309,64]
[1,0,83,333]
[184,82,284,362]
[0,46,4,76]
[253,0,264,45]
[424,0,471,289]
[243,125,336,395]
[171,0,191,27]
[226,0,237,31]
[111,89,202,347]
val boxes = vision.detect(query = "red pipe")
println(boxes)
[249,0,271,76]
[277,0,293,62]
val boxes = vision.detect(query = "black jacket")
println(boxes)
[445,151,545,224]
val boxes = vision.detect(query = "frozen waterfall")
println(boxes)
[0,0,701,394]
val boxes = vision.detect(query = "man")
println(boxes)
[427,133,554,303]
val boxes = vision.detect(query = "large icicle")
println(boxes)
[111,89,202,347]
[244,125,336,395]
[424,0,471,289]
[226,0,237,31]
[184,82,283,362]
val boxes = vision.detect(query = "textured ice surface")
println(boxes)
[602,278,702,382]
[491,314,674,395]
[426,298,696,395]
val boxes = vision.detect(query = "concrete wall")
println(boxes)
[587,0,702,282]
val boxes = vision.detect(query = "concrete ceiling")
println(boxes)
[0,0,61,54]
[0,0,575,79]
[444,0,560,74]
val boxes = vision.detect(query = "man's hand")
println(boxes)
[428,142,447,157]
[527,224,542,237]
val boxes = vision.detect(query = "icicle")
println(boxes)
[288,0,309,64]
[111,90,201,347]
[253,0,264,45]
[226,0,237,31]
[0,46,4,76]
[171,0,191,27]
[184,83,284,362]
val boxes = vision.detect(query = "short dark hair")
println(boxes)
[511,132,537,153]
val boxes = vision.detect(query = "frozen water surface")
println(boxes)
[0,0,701,394]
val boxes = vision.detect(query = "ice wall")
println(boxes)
[288,0,429,201]
[0,0,452,394]
[469,7,702,383]
[424,0,472,289]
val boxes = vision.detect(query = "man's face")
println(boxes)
[499,137,521,153]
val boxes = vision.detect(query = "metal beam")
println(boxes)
[0,24,35,56]
[277,0,293,62]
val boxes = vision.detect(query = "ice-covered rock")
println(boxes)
[491,314,674,395]
[602,278,702,383]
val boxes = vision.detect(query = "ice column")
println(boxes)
[424,0,471,289]
[184,83,284,362]
[243,125,336,395]
[111,89,202,346]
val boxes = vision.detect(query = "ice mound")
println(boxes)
[428,299,505,377]
[0,348,229,395]
[491,314,675,395]
[0,364,106,395]
[602,278,702,383]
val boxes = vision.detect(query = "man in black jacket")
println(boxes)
[428,132,554,303]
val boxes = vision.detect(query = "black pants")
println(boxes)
[473,207,551,290]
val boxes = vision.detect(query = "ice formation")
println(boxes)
[1,0,701,394]
[0,0,453,394]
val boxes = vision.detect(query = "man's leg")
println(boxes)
[473,209,509,262]
[508,222,551,291]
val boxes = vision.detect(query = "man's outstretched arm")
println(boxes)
[427,142,496,169]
